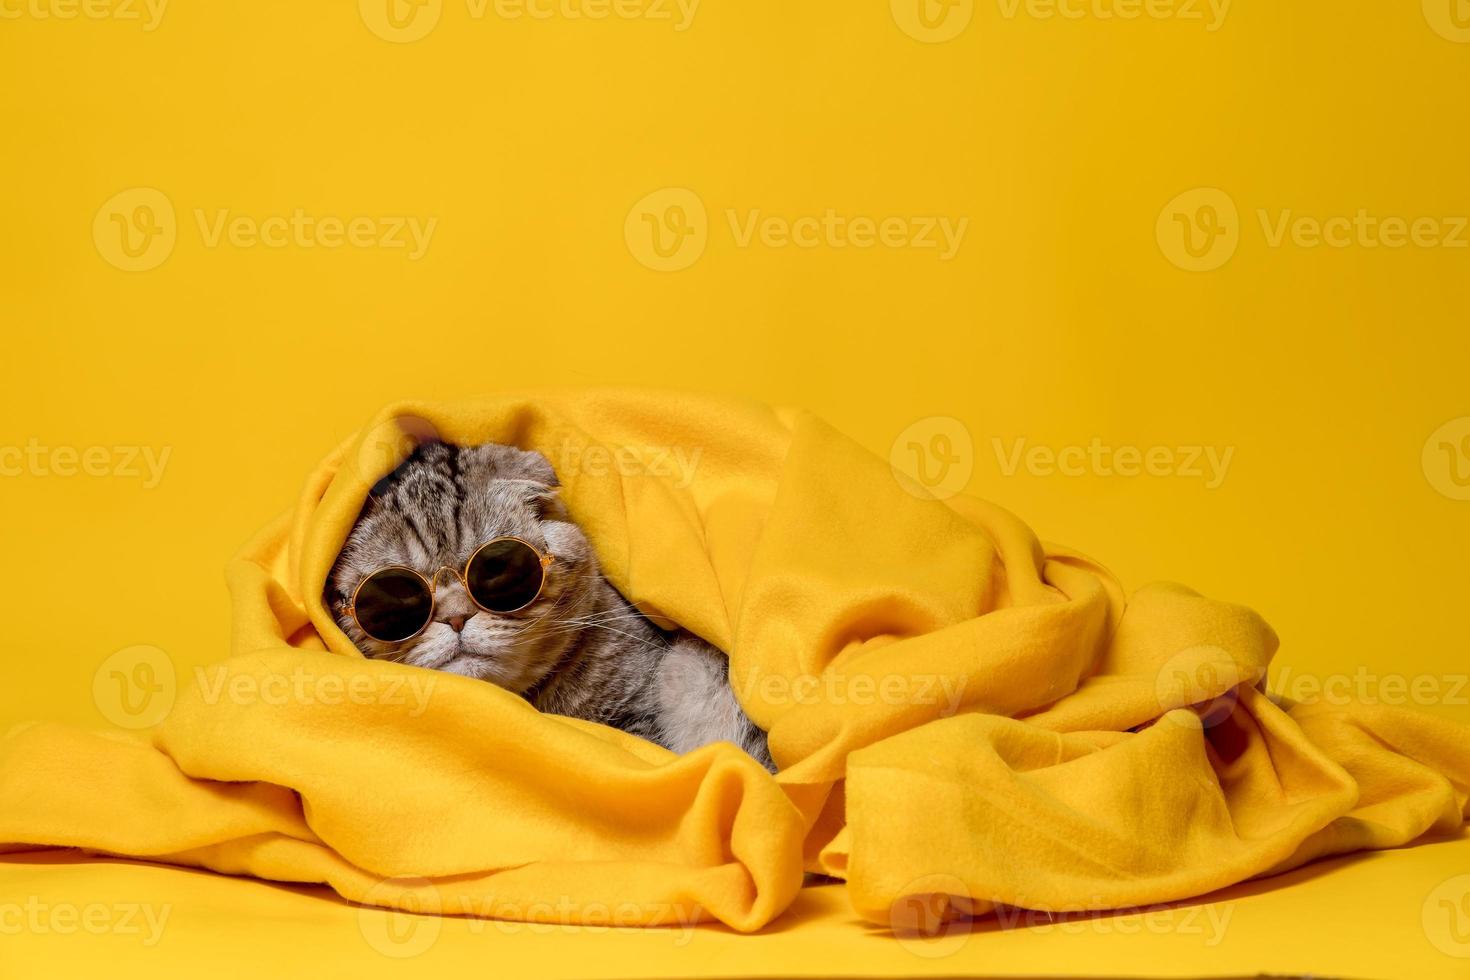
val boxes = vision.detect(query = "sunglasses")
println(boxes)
[343,537,556,643]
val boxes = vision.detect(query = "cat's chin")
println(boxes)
[394,632,463,672]
[436,649,539,694]
[393,629,543,694]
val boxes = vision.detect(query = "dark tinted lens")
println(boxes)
[466,539,545,612]
[354,568,433,641]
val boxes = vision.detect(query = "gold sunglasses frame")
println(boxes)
[343,536,556,642]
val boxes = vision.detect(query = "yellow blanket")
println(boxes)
[2,391,1467,932]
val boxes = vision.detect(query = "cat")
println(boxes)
[325,441,773,770]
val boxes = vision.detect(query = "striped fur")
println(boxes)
[325,442,772,769]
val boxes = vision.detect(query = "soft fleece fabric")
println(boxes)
[1,391,1467,932]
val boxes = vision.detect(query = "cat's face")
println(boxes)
[326,442,599,693]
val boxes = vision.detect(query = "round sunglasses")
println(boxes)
[343,537,556,643]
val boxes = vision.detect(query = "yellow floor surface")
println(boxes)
[2,830,1466,979]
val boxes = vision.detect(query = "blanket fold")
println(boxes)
[2,390,1466,932]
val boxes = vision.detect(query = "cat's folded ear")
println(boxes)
[457,442,560,489]
[473,443,565,518]
[477,444,559,489]
[507,447,560,488]
[514,479,566,520]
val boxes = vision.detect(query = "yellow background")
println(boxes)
[1,0,1467,737]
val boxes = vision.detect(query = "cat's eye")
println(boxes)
[343,537,555,643]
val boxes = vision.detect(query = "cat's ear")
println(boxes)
[488,445,560,488]
[511,479,566,520]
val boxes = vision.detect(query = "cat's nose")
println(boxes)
[447,615,468,633]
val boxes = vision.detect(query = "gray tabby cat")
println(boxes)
[326,441,773,770]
